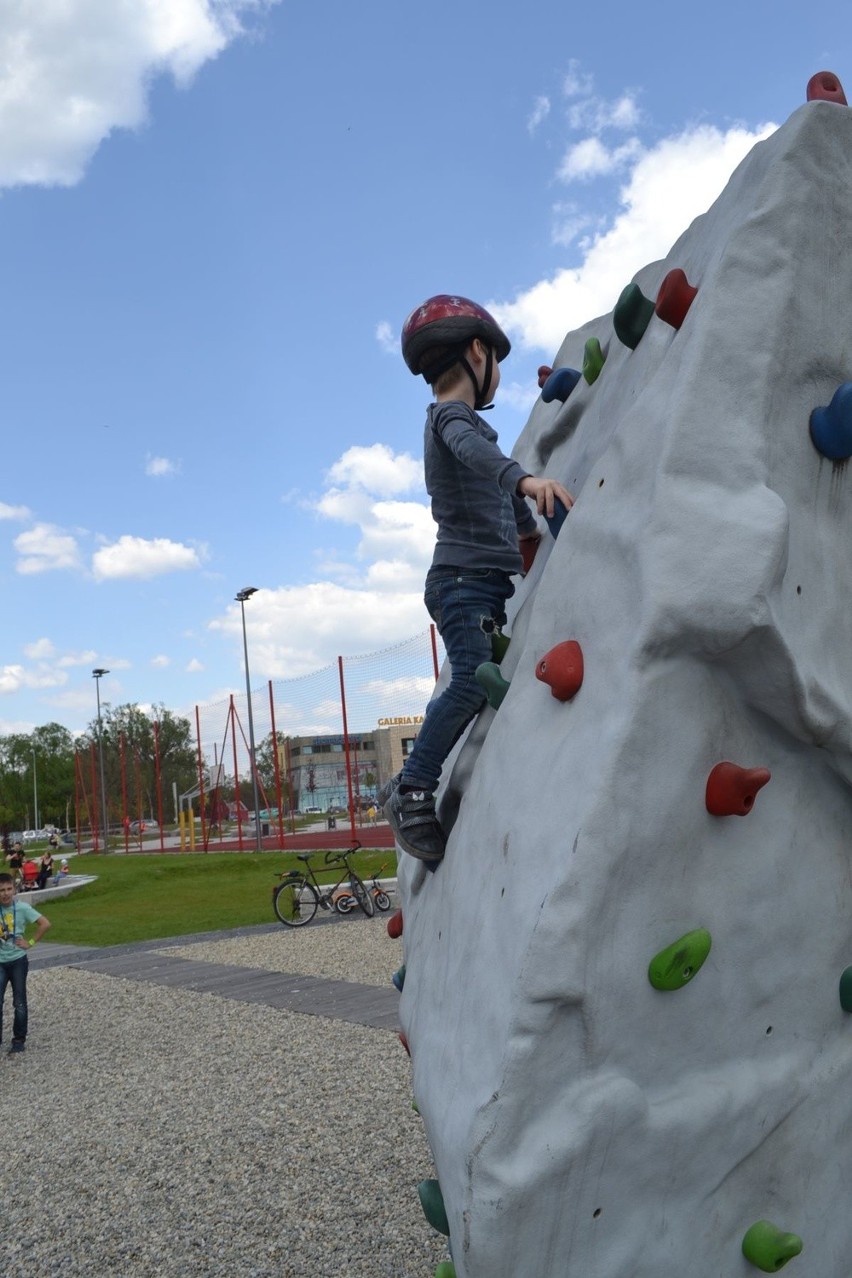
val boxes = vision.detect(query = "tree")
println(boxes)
[0,723,76,831]
[79,703,196,823]
[255,732,293,811]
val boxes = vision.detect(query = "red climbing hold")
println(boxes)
[387,909,404,939]
[807,70,848,106]
[520,535,540,575]
[399,1030,411,1057]
[655,269,698,330]
[535,640,584,701]
[538,365,553,389]
[705,762,771,816]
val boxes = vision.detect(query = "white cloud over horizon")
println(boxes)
[145,455,180,478]
[0,0,280,190]
[92,535,205,580]
[14,523,82,574]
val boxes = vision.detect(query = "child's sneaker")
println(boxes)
[384,788,445,863]
[376,770,403,808]
[8,1040,25,1054]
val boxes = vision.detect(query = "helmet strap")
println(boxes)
[460,345,495,411]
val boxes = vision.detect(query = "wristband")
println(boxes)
[28,939,36,948]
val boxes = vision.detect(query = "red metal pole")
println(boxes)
[195,705,207,851]
[286,738,296,834]
[230,695,243,852]
[338,656,357,842]
[430,623,440,682]
[268,681,285,849]
[120,731,129,853]
[153,720,165,852]
[90,741,100,853]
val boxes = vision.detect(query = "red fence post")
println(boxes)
[153,720,165,852]
[230,695,243,852]
[269,681,285,849]
[195,705,207,851]
[338,656,357,842]
[90,742,100,853]
[430,623,440,682]
[120,731,129,853]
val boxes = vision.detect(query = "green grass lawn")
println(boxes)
[36,847,396,947]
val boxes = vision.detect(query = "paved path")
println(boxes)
[29,922,401,1032]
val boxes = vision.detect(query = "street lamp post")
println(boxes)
[92,668,110,853]
[32,748,39,832]
[236,587,262,853]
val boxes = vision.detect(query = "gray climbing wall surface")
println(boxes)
[397,86,852,1277]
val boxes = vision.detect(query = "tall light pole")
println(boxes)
[236,587,262,853]
[92,668,110,853]
[31,748,39,832]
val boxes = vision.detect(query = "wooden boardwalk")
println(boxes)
[30,925,401,1032]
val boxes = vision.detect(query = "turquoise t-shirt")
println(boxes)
[0,899,41,963]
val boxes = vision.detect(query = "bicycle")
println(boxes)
[332,861,393,914]
[272,842,375,928]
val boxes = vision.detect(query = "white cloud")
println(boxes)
[14,523,82,574]
[0,501,31,520]
[23,638,56,661]
[375,320,397,354]
[0,0,280,190]
[151,654,171,667]
[567,92,641,134]
[92,535,204,580]
[186,657,204,673]
[558,136,642,183]
[494,120,777,353]
[0,663,67,695]
[145,455,180,477]
[325,444,423,498]
[563,61,594,98]
[527,95,550,135]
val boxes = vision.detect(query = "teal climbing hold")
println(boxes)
[541,366,582,403]
[810,383,852,460]
[742,1220,803,1271]
[839,966,852,1012]
[491,630,511,663]
[411,1098,420,1114]
[434,1264,457,1278]
[583,337,605,384]
[476,661,510,709]
[392,964,406,992]
[648,928,712,991]
[613,282,655,350]
[418,1179,450,1236]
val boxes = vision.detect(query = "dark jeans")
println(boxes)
[0,954,29,1043]
[401,567,515,794]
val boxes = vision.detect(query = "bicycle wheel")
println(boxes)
[374,890,391,912]
[334,892,355,914]
[349,875,375,918]
[274,877,319,927]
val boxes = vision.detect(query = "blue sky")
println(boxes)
[0,0,848,736]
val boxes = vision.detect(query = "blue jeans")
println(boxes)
[402,567,515,794]
[0,954,29,1043]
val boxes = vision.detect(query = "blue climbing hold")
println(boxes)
[545,496,570,539]
[810,383,852,460]
[541,367,582,404]
[392,964,406,992]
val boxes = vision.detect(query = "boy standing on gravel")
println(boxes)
[0,872,51,1053]
[382,294,574,866]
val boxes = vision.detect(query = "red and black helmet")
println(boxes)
[401,294,511,378]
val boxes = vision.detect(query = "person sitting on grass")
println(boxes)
[37,850,54,890]
[0,872,51,1054]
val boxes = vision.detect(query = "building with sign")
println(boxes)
[277,717,424,813]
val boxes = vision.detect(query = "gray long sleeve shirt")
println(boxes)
[424,400,538,575]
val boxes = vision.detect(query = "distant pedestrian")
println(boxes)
[0,872,51,1053]
[37,851,54,890]
[367,804,377,826]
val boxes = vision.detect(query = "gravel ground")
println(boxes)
[0,922,446,1278]
[155,914,403,988]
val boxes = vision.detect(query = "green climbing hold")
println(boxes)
[491,630,511,663]
[840,966,852,1012]
[648,928,712,991]
[411,1098,420,1114]
[434,1265,457,1278]
[583,337,606,384]
[418,1179,450,1236]
[742,1220,803,1271]
[613,282,655,350]
[475,661,511,709]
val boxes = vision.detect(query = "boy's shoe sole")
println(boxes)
[383,791,445,864]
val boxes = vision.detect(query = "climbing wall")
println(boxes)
[394,75,852,1277]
